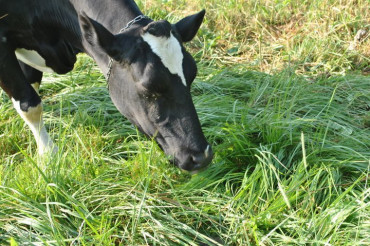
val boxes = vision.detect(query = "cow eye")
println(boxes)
[137,82,165,100]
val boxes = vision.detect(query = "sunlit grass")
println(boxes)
[1,0,370,245]
[1,55,369,244]
[140,0,369,75]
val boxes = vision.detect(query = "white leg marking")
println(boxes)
[12,99,56,155]
[142,33,187,86]
[15,48,54,73]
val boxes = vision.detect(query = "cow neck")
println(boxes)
[72,0,149,76]
[106,15,149,84]
[90,1,143,33]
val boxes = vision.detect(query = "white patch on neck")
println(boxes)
[15,48,54,73]
[141,33,186,86]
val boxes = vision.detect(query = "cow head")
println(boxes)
[79,10,213,172]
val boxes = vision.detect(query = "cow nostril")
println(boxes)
[191,145,213,170]
[204,145,212,159]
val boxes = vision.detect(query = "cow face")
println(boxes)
[79,11,213,172]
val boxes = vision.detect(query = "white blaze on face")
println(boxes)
[141,32,187,86]
[12,98,55,155]
[15,48,54,73]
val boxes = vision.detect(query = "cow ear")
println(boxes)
[174,10,205,42]
[78,12,119,59]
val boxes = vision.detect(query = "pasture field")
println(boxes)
[1,0,369,245]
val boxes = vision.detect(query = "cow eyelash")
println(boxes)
[141,89,161,100]
[144,94,158,100]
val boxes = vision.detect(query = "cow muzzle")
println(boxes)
[174,144,213,173]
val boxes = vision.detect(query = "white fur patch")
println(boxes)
[12,98,55,155]
[15,48,54,73]
[142,33,186,86]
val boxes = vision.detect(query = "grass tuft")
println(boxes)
[1,0,369,245]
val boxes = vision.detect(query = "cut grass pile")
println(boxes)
[0,0,369,245]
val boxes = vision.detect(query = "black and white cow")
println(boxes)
[0,0,213,172]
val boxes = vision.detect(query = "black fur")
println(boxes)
[0,0,212,171]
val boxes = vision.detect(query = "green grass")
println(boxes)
[140,0,369,75]
[1,0,369,245]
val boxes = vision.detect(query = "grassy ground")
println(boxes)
[1,0,369,245]
[140,0,369,75]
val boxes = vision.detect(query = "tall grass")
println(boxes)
[140,0,369,75]
[1,0,369,245]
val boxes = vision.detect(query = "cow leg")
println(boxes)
[18,61,43,95]
[0,43,55,155]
